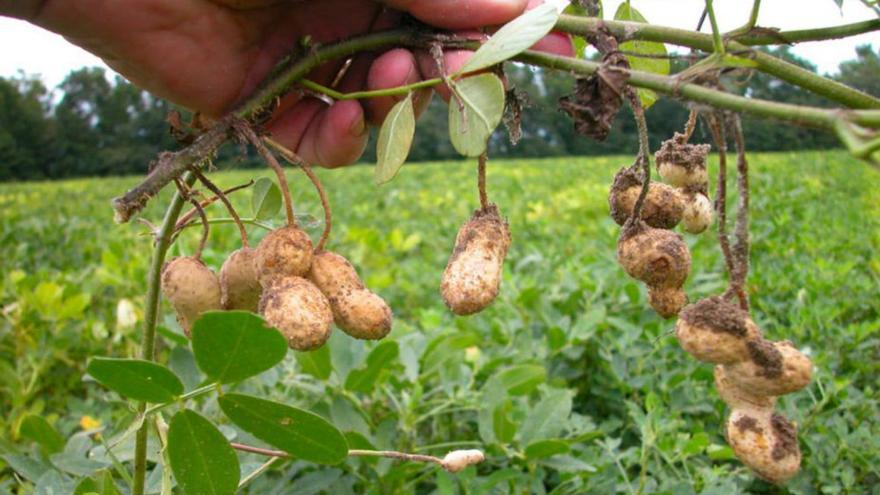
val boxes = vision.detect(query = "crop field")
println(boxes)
[0,151,878,494]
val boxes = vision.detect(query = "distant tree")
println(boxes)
[835,44,880,97]
[0,74,57,180]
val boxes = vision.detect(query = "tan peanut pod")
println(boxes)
[647,286,687,319]
[725,408,801,484]
[681,190,714,234]
[714,365,776,411]
[724,340,813,396]
[675,296,762,364]
[655,134,711,188]
[308,251,392,340]
[255,225,313,287]
[441,204,511,316]
[220,247,261,312]
[259,276,332,351]
[161,257,222,336]
[609,168,684,229]
[617,223,691,288]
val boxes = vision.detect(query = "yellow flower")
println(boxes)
[80,415,102,439]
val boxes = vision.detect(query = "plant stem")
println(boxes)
[111,20,880,221]
[176,179,209,260]
[704,0,725,54]
[237,458,280,492]
[264,138,333,252]
[706,115,737,294]
[177,217,274,233]
[299,77,442,101]
[240,126,296,227]
[513,50,880,128]
[228,443,448,466]
[477,153,488,210]
[726,0,762,39]
[554,15,880,109]
[143,382,219,416]
[730,116,751,311]
[133,173,194,495]
[174,180,254,231]
[192,168,250,247]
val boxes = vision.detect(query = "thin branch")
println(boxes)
[705,0,725,54]
[175,180,254,231]
[726,0,762,39]
[264,137,333,252]
[299,77,441,101]
[626,89,652,226]
[175,179,209,260]
[707,114,737,292]
[133,173,194,495]
[238,458,281,491]
[177,217,273,233]
[555,15,880,109]
[514,50,880,128]
[239,126,296,227]
[684,109,699,141]
[111,20,880,222]
[229,443,441,465]
[192,168,249,247]
[477,153,489,210]
[730,115,751,311]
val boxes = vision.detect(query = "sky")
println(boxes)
[0,0,877,90]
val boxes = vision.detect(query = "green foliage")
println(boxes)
[218,394,348,465]
[613,3,669,108]
[375,93,415,185]
[458,2,560,74]
[448,74,506,157]
[168,409,240,495]
[251,177,282,221]
[86,358,184,403]
[1,153,878,493]
[190,311,288,384]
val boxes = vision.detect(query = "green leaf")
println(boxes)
[375,93,415,185]
[520,389,573,445]
[73,477,99,495]
[251,177,282,221]
[344,341,399,393]
[492,364,546,396]
[448,74,506,157]
[295,344,332,380]
[86,358,183,403]
[167,410,239,495]
[524,439,570,460]
[20,414,65,454]
[459,3,560,74]
[492,401,517,443]
[191,311,287,384]
[614,3,669,109]
[218,394,348,465]
[565,0,602,59]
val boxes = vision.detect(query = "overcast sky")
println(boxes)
[0,0,877,90]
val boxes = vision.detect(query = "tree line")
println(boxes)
[1,45,877,181]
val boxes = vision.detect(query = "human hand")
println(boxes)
[8,0,573,167]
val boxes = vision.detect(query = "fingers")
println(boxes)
[365,49,432,125]
[267,96,370,169]
[382,0,529,30]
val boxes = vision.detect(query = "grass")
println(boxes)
[0,151,878,494]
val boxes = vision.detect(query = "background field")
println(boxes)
[0,151,878,494]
